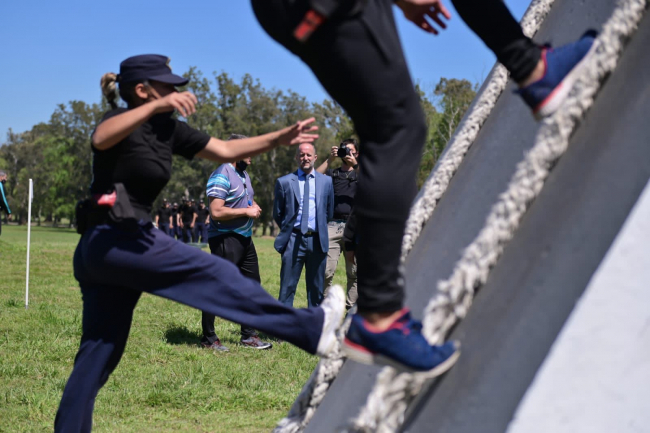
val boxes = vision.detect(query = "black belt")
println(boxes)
[333,213,350,221]
[293,228,318,237]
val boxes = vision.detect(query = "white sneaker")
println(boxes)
[316,284,345,357]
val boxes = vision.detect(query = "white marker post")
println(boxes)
[25,179,33,310]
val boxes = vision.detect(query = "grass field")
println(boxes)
[0,224,347,432]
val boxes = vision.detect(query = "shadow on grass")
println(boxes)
[164,325,201,346]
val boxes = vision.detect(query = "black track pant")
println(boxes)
[202,233,259,342]
[252,0,539,312]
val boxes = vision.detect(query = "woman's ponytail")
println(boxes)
[100,72,119,109]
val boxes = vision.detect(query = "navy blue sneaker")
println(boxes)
[518,30,598,119]
[343,309,460,374]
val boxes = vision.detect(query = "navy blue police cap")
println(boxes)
[118,54,188,86]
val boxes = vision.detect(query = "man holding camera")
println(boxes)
[316,139,359,309]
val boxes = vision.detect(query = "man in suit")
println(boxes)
[274,143,334,308]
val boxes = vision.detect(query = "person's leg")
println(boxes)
[278,232,306,308]
[451,0,597,117]
[343,243,358,309]
[192,225,198,243]
[55,283,141,433]
[84,223,325,353]
[305,235,327,308]
[209,234,259,340]
[323,221,342,298]
[451,0,541,83]
[237,238,273,349]
[200,235,229,350]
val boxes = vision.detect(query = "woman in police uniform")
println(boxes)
[54,54,344,432]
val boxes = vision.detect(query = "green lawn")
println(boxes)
[0,224,347,432]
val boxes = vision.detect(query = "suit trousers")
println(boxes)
[55,221,323,433]
[252,0,539,313]
[279,231,327,308]
[323,220,357,309]
[202,233,259,342]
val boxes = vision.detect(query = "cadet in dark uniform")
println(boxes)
[54,54,344,433]
[155,199,173,235]
[194,200,210,244]
[171,202,180,239]
[179,198,196,243]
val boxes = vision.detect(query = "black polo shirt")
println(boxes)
[196,207,210,224]
[326,167,358,218]
[91,108,210,214]
[180,204,197,225]
[157,206,173,224]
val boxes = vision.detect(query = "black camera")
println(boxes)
[337,143,352,158]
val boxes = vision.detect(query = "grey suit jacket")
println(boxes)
[273,170,334,253]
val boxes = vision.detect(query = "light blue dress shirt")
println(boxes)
[294,169,317,232]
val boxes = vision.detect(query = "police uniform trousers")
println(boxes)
[182,225,194,243]
[158,222,171,236]
[55,221,323,433]
[194,222,208,244]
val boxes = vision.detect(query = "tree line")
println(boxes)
[0,67,476,234]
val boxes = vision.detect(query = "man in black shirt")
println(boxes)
[155,199,173,236]
[179,198,196,243]
[316,139,359,309]
[193,200,210,244]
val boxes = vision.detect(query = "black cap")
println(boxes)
[118,54,188,86]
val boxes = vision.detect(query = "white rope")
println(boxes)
[348,1,648,431]
[274,1,557,431]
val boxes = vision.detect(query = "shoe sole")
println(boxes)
[534,37,599,120]
[240,343,273,350]
[316,285,346,357]
[343,339,461,376]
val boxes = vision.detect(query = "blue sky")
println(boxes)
[0,0,530,140]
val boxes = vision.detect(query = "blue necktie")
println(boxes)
[301,174,310,234]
